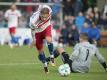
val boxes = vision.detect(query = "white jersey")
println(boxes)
[5,9,21,28]
[29,5,52,33]
[70,41,105,73]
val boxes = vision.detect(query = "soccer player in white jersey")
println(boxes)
[29,5,55,73]
[4,3,21,47]
[46,33,107,73]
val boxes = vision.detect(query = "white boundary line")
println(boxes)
[0,63,40,66]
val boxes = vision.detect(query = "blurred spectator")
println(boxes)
[88,22,101,44]
[85,15,93,25]
[59,24,68,45]
[94,7,101,24]
[86,7,101,25]
[51,0,61,20]
[68,24,79,46]
[86,8,96,25]
[62,0,75,16]
[103,4,107,15]
[64,16,75,29]
[100,14,107,30]
[16,0,20,2]
[73,0,83,16]
[32,0,40,2]
[81,22,90,34]
[40,0,48,2]
[75,12,85,31]
[102,4,107,29]
[82,0,89,12]
[87,7,93,15]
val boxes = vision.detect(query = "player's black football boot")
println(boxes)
[50,58,55,66]
[44,62,49,74]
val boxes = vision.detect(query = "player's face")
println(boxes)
[40,13,49,21]
[11,4,16,11]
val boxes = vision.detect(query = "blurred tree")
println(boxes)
[88,0,97,8]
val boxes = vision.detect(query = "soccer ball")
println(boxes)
[58,64,71,76]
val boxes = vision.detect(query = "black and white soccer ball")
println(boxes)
[58,64,71,76]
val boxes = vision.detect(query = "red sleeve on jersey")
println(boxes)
[37,17,50,28]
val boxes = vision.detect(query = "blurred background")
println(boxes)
[0,0,107,47]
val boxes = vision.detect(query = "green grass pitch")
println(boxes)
[0,45,107,80]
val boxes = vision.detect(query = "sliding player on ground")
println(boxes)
[46,33,107,73]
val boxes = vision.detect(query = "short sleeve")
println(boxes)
[17,10,22,17]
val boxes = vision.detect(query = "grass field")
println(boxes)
[0,45,107,80]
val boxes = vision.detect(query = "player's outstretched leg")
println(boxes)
[46,50,60,63]
[35,34,49,73]
[47,42,55,66]
[46,50,70,64]
[46,35,55,66]
[38,51,49,74]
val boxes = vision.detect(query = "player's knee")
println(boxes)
[37,48,44,54]
[46,36,52,43]
[38,49,44,54]
[56,48,65,54]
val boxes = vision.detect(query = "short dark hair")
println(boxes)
[80,33,88,40]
